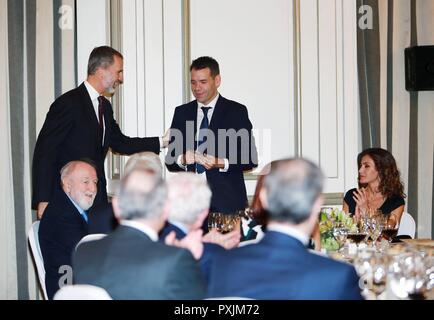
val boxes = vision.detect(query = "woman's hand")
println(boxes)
[353,188,368,217]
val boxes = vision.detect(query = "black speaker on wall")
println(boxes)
[405,45,434,91]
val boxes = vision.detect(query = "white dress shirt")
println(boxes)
[84,81,105,145]
[84,81,163,148]
[267,223,310,246]
[177,93,229,173]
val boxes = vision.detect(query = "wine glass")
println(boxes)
[208,212,223,232]
[381,213,400,243]
[333,223,349,251]
[347,215,368,245]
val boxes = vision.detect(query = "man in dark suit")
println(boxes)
[32,46,168,219]
[159,173,241,283]
[207,158,364,300]
[39,160,98,299]
[73,165,205,299]
[165,56,257,217]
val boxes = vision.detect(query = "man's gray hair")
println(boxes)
[124,152,163,177]
[60,159,97,181]
[168,173,211,225]
[117,169,167,221]
[263,158,324,224]
[87,46,123,76]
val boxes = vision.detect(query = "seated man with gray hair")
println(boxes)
[206,158,363,300]
[160,173,241,282]
[39,159,98,299]
[72,165,205,299]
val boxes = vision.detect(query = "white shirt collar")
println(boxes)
[267,223,310,246]
[167,219,189,235]
[120,220,159,242]
[197,93,219,109]
[84,80,100,101]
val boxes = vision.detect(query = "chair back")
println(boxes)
[397,212,416,238]
[27,221,48,300]
[75,233,107,251]
[53,284,112,300]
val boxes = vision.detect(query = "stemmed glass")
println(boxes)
[207,212,223,231]
[348,215,368,245]
[332,222,349,251]
[367,210,385,249]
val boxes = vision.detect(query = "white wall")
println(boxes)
[76,0,109,84]
[76,0,360,199]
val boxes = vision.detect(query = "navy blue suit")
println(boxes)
[38,190,89,299]
[159,222,220,284]
[32,83,160,210]
[165,95,258,214]
[207,231,363,300]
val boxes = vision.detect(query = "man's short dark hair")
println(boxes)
[87,46,123,76]
[190,56,220,77]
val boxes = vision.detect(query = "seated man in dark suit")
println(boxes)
[207,158,364,300]
[39,160,98,299]
[160,173,241,282]
[72,165,206,299]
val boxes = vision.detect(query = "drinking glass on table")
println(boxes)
[381,213,400,243]
[333,222,349,250]
[208,212,223,232]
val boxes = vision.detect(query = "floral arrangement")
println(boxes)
[319,208,358,251]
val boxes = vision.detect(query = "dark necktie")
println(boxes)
[196,107,211,174]
[97,96,105,140]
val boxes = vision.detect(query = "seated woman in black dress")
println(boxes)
[343,148,405,227]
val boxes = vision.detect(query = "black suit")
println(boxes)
[165,95,257,213]
[159,222,220,284]
[32,82,160,209]
[39,190,89,299]
[73,225,206,300]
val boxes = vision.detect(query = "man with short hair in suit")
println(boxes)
[165,56,258,221]
[72,166,206,299]
[39,160,98,299]
[207,158,364,300]
[32,46,169,220]
[160,173,241,282]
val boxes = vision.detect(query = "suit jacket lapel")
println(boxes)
[185,102,198,149]
[102,99,110,152]
[208,95,226,132]
[78,83,104,152]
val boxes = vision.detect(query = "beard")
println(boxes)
[102,74,119,96]
[75,193,96,211]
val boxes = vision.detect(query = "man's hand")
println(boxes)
[182,150,196,166]
[203,229,241,250]
[194,152,225,170]
[165,229,204,260]
[37,202,49,220]
[162,129,171,148]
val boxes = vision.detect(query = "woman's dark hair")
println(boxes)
[357,148,405,198]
